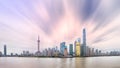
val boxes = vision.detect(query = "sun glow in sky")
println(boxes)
[0,0,120,54]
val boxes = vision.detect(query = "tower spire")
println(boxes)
[37,35,40,52]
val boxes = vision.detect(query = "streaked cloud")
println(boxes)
[0,0,120,54]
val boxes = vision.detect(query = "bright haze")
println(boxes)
[0,0,120,54]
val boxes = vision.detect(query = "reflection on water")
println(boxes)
[0,56,120,68]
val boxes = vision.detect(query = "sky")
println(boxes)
[0,0,120,54]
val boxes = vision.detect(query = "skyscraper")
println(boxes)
[0,51,2,56]
[83,28,86,46]
[81,28,87,57]
[60,42,66,55]
[91,48,95,56]
[75,41,81,57]
[4,45,7,56]
[64,46,68,57]
[86,46,90,57]
[74,40,77,55]
[69,44,73,56]
[37,36,40,52]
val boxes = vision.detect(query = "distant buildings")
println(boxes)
[48,48,52,56]
[74,41,76,56]
[1,28,120,57]
[11,53,13,56]
[4,45,7,56]
[0,51,2,56]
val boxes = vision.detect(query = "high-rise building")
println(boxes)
[4,45,7,56]
[69,44,73,56]
[64,46,68,57]
[11,53,13,56]
[99,50,102,56]
[81,28,87,57]
[91,48,95,56]
[0,51,2,56]
[45,48,48,56]
[51,48,56,56]
[83,28,86,46]
[86,46,90,57]
[75,42,81,56]
[95,49,99,56]
[81,45,84,56]
[48,48,51,57]
[37,36,40,52]
[60,42,66,55]
[55,46,58,51]
[74,41,77,55]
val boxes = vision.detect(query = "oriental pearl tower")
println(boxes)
[37,36,40,52]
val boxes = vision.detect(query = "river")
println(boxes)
[0,56,120,68]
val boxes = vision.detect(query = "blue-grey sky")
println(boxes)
[0,0,120,54]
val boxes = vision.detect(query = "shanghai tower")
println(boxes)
[81,28,87,56]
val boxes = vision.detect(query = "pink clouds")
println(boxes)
[0,0,120,54]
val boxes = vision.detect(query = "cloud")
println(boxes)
[0,0,120,53]
[68,0,100,22]
[32,0,65,35]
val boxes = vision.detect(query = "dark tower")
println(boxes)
[83,28,86,46]
[4,45,7,56]
[82,28,87,57]
[37,36,40,52]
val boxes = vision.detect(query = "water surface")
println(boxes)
[0,56,120,68]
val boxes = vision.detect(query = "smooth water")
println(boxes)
[0,56,120,68]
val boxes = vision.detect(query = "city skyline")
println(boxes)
[0,0,120,54]
[0,28,120,57]
[1,28,120,57]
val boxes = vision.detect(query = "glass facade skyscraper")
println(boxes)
[60,42,66,55]
[4,45,7,56]
[69,44,73,56]
[75,42,81,56]
[81,28,87,57]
